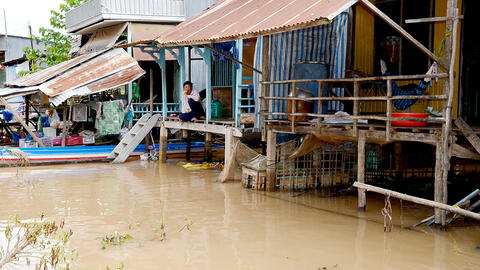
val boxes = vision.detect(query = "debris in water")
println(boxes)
[101,232,132,250]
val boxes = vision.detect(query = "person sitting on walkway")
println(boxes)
[179,81,206,122]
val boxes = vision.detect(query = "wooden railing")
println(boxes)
[260,73,449,140]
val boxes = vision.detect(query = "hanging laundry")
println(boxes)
[97,100,126,135]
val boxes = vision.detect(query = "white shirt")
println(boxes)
[181,90,201,113]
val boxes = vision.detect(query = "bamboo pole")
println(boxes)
[353,182,480,221]
[0,97,45,147]
[205,132,212,162]
[434,139,445,225]
[386,79,392,142]
[317,81,323,130]
[353,81,359,137]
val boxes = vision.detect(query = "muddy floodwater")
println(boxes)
[1,161,480,269]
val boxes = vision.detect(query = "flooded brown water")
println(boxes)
[1,161,480,269]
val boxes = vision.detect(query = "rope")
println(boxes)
[381,194,393,232]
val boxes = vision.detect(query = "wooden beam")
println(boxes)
[353,182,480,221]
[204,44,262,74]
[454,118,480,155]
[360,0,447,71]
[434,140,445,225]
[405,15,463,24]
[0,97,45,147]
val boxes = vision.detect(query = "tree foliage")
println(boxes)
[21,0,88,74]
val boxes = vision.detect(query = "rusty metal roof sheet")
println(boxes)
[5,51,104,88]
[154,0,357,47]
[40,48,139,97]
[77,23,128,55]
[49,65,145,106]
[3,48,144,104]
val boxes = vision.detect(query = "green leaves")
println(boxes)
[21,0,88,74]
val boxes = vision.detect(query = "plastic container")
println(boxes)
[287,87,313,122]
[66,135,83,146]
[391,112,429,127]
[211,99,223,119]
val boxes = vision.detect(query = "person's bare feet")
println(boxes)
[191,117,198,121]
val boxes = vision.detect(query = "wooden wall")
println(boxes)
[352,0,463,117]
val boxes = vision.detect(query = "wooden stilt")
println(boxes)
[205,132,212,162]
[25,95,30,133]
[224,127,234,165]
[159,126,167,163]
[184,130,191,161]
[357,130,366,211]
[0,97,45,147]
[266,128,276,191]
[434,139,445,225]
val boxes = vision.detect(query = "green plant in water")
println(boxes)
[0,214,75,269]
[100,232,132,250]
[153,219,166,241]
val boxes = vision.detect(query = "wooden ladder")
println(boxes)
[107,113,162,163]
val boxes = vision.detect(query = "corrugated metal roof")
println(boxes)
[77,23,127,55]
[40,48,139,97]
[2,48,145,104]
[49,65,145,106]
[154,0,357,46]
[0,86,39,98]
[5,51,104,87]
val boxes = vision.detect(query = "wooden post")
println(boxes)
[159,126,168,163]
[353,81,359,136]
[149,68,154,114]
[24,95,30,133]
[0,97,45,147]
[357,130,366,211]
[61,101,67,147]
[434,139,445,225]
[205,132,212,162]
[266,128,276,191]
[159,48,167,118]
[224,127,234,165]
[184,130,191,161]
[291,82,296,133]
[440,6,459,226]
[261,36,270,141]
[386,79,392,141]
[317,81,323,130]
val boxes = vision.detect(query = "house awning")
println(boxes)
[152,0,357,47]
[1,48,145,105]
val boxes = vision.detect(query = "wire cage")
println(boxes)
[275,139,357,191]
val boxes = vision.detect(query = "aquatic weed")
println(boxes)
[100,232,132,250]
